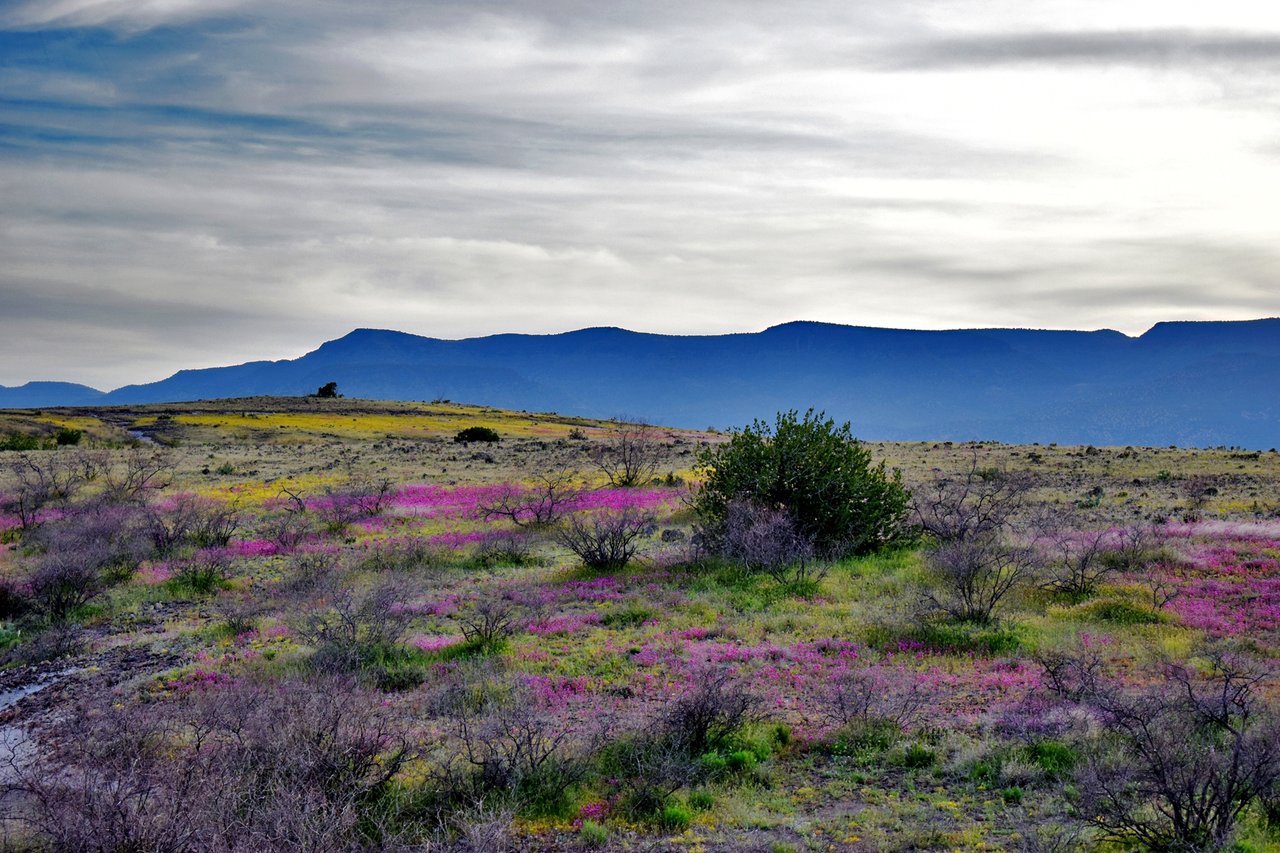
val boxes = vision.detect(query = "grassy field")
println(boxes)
[1,398,1278,851]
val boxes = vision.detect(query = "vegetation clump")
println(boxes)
[454,425,500,444]
[694,409,912,560]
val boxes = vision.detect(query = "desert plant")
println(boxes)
[101,448,174,504]
[9,678,420,851]
[656,668,762,756]
[453,597,521,653]
[25,551,107,621]
[1033,510,1116,598]
[1044,649,1280,851]
[708,499,823,588]
[442,681,595,814]
[314,477,393,533]
[144,493,239,555]
[553,506,654,571]
[607,669,762,818]
[280,551,337,593]
[298,584,414,675]
[170,550,233,594]
[923,535,1038,624]
[23,501,153,619]
[911,452,1034,544]
[2,450,92,530]
[588,423,662,487]
[54,428,83,446]
[259,509,316,552]
[823,664,927,733]
[454,426,500,444]
[695,409,911,558]
[469,532,534,568]
[478,470,583,528]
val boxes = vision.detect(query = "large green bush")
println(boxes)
[694,409,911,558]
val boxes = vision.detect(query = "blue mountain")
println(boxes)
[0,381,106,408]
[3,319,1278,447]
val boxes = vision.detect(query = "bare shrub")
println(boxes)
[211,592,262,636]
[911,454,1033,544]
[452,800,515,853]
[1104,523,1161,571]
[656,668,762,756]
[710,499,822,587]
[610,669,762,816]
[298,584,414,675]
[608,733,701,818]
[453,597,521,653]
[259,509,316,553]
[553,506,654,571]
[314,477,394,533]
[24,502,153,618]
[443,683,595,812]
[470,532,533,569]
[2,450,91,530]
[823,664,926,732]
[479,471,583,528]
[1180,475,1220,520]
[359,537,445,573]
[588,424,662,488]
[8,678,421,851]
[923,535,1038,624]
[25,554,105,621]
[279,551,338,594]
[144,493,240,555]
[1043,649,1280,851]
[170,550,233,594]
[1033,510,1116,598]
[101,448,174,503]
[10,694,211,852]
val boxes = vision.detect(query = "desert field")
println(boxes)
[1,397,1278,852]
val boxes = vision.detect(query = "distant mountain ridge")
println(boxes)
[3,319,1278,448]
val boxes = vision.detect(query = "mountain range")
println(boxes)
[3,319,1278,448]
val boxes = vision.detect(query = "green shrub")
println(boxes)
[865,620,1021,656]
[601,605,656,628]
[1,433,41,451]
[969,758,1000,785]
[688,789,715,811]
[660,803,692,830]
[1026,740,1077,777]
[168,553,231,595]
[1071,598,1164,625]
[54,428,83,446]
[694,409,912,559]
[1002,786,1024,805]
[829,718,900,756]
[454,426,500,444]
[579,820,608,847]
[898,742,936,769]
[699,751,728,775]
[726,750,757,772]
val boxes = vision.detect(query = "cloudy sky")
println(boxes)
[3,0,1280,388]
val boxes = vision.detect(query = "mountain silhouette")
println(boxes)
[2,319,1277,447]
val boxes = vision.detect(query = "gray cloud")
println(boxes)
[881,30,1280,71]
[2,1,1279,388]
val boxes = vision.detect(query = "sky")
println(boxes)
[3,0,1280,389]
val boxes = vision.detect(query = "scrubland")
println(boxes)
[0,397,1278,852]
